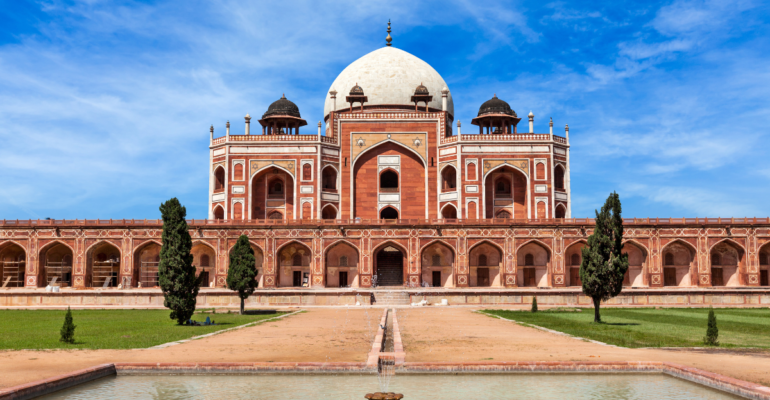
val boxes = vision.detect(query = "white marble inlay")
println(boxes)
[555,192,569,201]
[439,192,458,201]
[535,185,547,193]
[379,193,400,202]
[439,147,457,156]
[461,145,550,153]
[300,186,314,194]
[465,185,478,193]
[230,146,316,154]
[232,186,245,194]
[212,193,225,202]
[321,192,340,202]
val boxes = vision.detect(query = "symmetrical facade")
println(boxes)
[1,41,769,291]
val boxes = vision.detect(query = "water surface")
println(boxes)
[40,373,743,400]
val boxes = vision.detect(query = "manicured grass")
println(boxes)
[482,308,770,349]
[0,309,286,350]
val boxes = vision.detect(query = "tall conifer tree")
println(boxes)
[227,235,257,315]
[580,192,629,323]
[159,198,199,324]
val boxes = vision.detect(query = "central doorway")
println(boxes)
[376,246,403,286]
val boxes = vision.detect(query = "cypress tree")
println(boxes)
[159,198,200,325]
[704,309,719,346]
[227,234,257,315]
[580,192,629,323]
[60,306,76,344]
[531,296,538,313]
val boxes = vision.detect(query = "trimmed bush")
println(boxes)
[531,297,538,313]
[704,309,719,346]
[60,306,76,344]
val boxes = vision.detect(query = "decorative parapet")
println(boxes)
[440,133,567,145]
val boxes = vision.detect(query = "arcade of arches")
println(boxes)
[2,222,770,289]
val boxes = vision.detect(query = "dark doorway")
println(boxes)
[293,271,302,287]
[761,270,768,286]
[711,268,724,286]
[198,271,209,288]
[523,268,536,287]
[623,270,631,286]
[339,271,348,288]
[380,207,399,220]
[570,268,581,287]
[664,268,677,286]
[376,246,403,286]
[477,268,490,287]
[432,271,441,287]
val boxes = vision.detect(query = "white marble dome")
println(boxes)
[324,46,454,118]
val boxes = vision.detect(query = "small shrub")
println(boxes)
[60,306,76,344]
[531,297,538,313]
[704,309,719,346]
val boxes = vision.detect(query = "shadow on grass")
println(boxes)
[601,322,641,326]
[243,310,279,315]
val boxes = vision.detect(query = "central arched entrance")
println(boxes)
[375,246,404,286]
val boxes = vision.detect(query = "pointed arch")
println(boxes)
[483,163,530,220]
[321,164,339,192]
[38,240,74,288]
[708,237,746,253]
[321,204,339,220]
[440,203,458,219]
[373,240,408,287]
[324,240,360,288]
[0,241,27,288]
[213,204,225,220]
[555,203,567,219]
[351,139,427,167]
[214,166,226,191]
[469,239,506,256]
[440,164,458,191]
[379,206,399,220]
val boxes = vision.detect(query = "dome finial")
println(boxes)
[386,20,392,46]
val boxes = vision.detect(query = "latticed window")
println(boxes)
[339,256,348,267]
[201,254,210,267]
[432,254,441,266]
[665,253,674,266]
[478,254,487,267]
[293,254,302,266]
[524,254,534,266]
[571,253,580,266]
[711,253,721,266]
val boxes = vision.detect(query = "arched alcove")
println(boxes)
[485,165,527,219]
[251,166,294,220]
[228,242,264,288]
[134,241,161,288]
[86,242,121,288]
[325,242,359,288]
[214,167,225,192]
[277,242,312,287]
[321,204,338,220]
[322,166,338,192]
[373,242,406,287]
[661,241,696,287]
[192,242,217,288]
[517,241,551,287]
[440,165,457,192]
[565,242,586,287]
[39,242,73,287]
[380,207,399,220]
[468,241,503,287]
[0,242,26,288]
[441,204,457,220]
[710,240,744,287]
[420,241,454,288]
[622,241,648,287]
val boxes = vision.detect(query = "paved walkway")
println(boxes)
[2,307,769,389]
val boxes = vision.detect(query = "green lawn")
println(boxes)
[0,309,286,350]
[482,308,770,349]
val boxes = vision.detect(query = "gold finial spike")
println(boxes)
[386,20,392,46]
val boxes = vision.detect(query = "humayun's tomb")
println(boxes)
[1,31,769,307]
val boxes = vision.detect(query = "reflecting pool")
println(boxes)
[40,373,743,400]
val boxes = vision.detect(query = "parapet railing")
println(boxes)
[440,133,567,145]
[2,217,769,227]
[211,134,338,146]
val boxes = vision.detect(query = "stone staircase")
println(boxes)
[372,291,411,306]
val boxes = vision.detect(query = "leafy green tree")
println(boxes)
[704,309,719,346]
[159,198,200,324]
[60,306,76,344]
[580,192,629,323]
[227,235,258,315]
[531,296,538,313]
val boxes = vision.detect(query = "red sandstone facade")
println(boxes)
[1,44,769,292]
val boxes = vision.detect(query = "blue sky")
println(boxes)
[1,0,768,219]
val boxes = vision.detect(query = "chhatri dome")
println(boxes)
[323,24,454,119]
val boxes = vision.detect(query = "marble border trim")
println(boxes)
[0,363,115,400]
